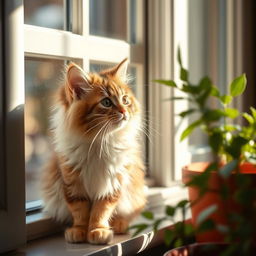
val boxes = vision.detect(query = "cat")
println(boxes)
[41,59,146,245]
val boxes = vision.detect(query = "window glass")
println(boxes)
[25,58,64,202]
[24,0,67,30]
[129,0,137,44]
[89,0,128,41]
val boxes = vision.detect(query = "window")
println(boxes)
[23,0,146,241]
[1,0,249,253]
[24,0,145,211]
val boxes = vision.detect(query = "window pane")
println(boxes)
[24,0,67,30]
[25,58,64,203]
[90,0,128,41]
[129,0,137,44]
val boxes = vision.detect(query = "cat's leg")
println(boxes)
[61,164,90,243]
[87,195,119,244]
[112,165,147,234]
[41,155,72,223]
[64,197,90,243]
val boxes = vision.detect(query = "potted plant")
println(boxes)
[130,49,256,256]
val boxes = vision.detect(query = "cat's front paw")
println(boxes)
[87,228,113,244]
[65,226,87,243]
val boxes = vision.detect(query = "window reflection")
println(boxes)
[25,58,64,202]
[89,0,128,41]
[24,0,65,30]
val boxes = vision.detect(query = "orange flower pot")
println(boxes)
[182,162,256,243]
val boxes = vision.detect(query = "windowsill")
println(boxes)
[17,185,189,256]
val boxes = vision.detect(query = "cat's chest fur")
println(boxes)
[72,141,130,200]
[53,108,133,200]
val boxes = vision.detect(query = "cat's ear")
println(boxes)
[101,58,129,83]
[114,58,128,82]
[65,63,91,102]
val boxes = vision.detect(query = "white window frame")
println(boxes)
[0,0,26,253]
[147,0,244,185]
[147,0,190,186]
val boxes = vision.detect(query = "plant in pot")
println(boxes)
[130,49,256,256]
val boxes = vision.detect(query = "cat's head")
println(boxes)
[58,59,141,139]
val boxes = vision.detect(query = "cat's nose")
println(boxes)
[118,108,128,120]
[118,108,126,114]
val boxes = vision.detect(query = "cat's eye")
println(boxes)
[122,95,130,105]
[101,97,113,107]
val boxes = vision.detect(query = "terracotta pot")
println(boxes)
[163,243,228,256]
[182,162,256,243]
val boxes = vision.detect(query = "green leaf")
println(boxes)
[186,168,211,192]
[177,46,182,66]
[182,84,200,94]
[230,74,247,97]
[225,136,249,158]
[184,223,195,236]
[243,113,254,124]
[219,183,229,200]
[196,204,218,225]
[219,160,239,179]
[203,109,225,122]
[224,108,239,119]
[180,67,189,82]
[220,95,233,105]
[153,218,165,232]
[199,76,212,90]
[164,229,174,246]
[129,224,148,237]
[250,107,256,119]
[211,86,220,97]
[177,199,189,208]
[180,119,202,141]
[142,211,154,220]
[154,79,177,88]
[197,219,215,233]
[179,109,196,118]
[209,132,222,153]
[196,77,212,106]
[174,221,185,234]
[220,124,241,132]
[166,206,175,217]
[174,238,183,248]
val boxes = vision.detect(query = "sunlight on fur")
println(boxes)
[41,59,146,245]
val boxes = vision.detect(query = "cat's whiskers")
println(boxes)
[98,114,124,159]
[138,126,153,144]
[83,117,107,136]
[99,118,114,159]
[104,126,111,158]
[87,119,112,159]
[139,117,160,138]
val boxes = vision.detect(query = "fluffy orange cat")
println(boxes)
[41,59,146,245]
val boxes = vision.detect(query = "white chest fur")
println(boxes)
[51,107,139,200]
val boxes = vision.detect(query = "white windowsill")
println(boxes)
[17,186,189,256]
